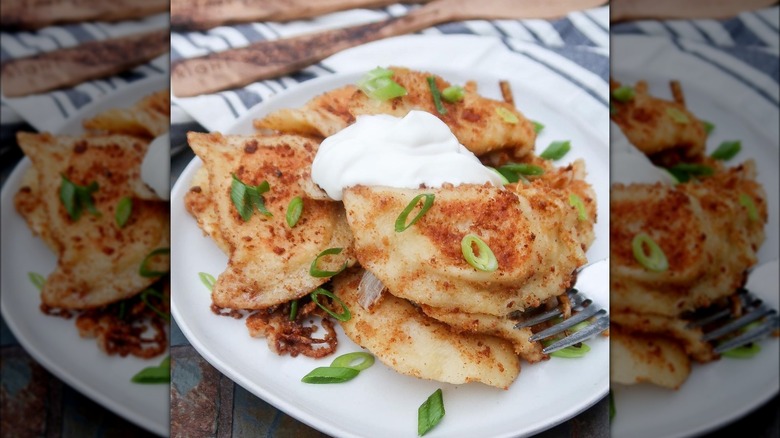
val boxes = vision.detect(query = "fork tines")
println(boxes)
[513,288,610,354]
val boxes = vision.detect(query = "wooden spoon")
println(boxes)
[611,0,778,22]
[172,0,606,97]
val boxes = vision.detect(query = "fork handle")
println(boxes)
[171,1,453,97]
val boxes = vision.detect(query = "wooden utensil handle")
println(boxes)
[611,0,777,21]
[171,2,450,97]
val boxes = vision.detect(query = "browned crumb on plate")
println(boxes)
[246,301,337,358]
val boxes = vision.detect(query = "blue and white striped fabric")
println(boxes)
[170,5,611,139]
[0,13,169,134]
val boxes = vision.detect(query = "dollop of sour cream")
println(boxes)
[311,110,503,200]
[610,121,676,185]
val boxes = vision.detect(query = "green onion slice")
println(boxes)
[611,85,635,102]
[609,390,616,421]
[666,163,714,183]
[395,193,435,232]
[495,107,519,124]
[139,247,170,278]
[702,120,715,135]
[497,163,545,184]
[631,233,668,272]
[301,366,359,384]
[198,272,216,291]
[487,167,510,185]
[330,352,375,371]
[310,247,348,278]
[289,300,299,321]
[568,193,587,221]
[60,175,100,221]
[550,342,591,358]
[28,272,45,291]
[441,85,464,103]
[722,342,761,358]
[286,196,303,228]
[540,140,571,161]
[115,196,133,228]
[427,76,448,115]
[666,107,690,124]
[310,287,351,321]
[710,140,741,161]
[140,288,169,321]
[231,174,272,221]
[461,234,498,272]
[131,355,170,384]
[357,68,407,101]
[532,120,545,134]
[118,301,127,319]
[739,193,759,221]
[418,388,445,436]
[361,66,394,81]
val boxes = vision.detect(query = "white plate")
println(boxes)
[610,34,780,438]
[0,76,170,437]
[171,57,610,437]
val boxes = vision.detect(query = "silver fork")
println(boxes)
[512,259,610,354]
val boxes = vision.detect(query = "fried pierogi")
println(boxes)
[255,67,537,160]
[187,132,356,309]
[333,269,520,389]
[82,89,170,138]
[610,325,691,390]
[341,184,587,317]
[14,132,168,309]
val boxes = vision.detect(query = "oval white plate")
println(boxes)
[171,40,610,438]
[610,34,780,438]
[0,76,170,437]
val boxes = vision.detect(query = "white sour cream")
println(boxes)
[311,110,503,200]
[611,121,676,185]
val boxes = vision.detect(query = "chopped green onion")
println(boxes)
[28,272,45,291]
[118,301,127,319]
[395,194,435,232]
[609,390,616,421]
[550,342,591,358]
[357,68,407,101]
[702,120,715,135]
[310,287,351,321]
[330,352,375,371]
[666,107,690,124]
[115,196,132,228]
[309,247,348,278]
[710,140,741,161]
[568,194,587,221]
[289,300,299,321]
[418,388,445,436]
[739,193,759,221]
[286,196,303,228]
[140,288,169,321]
[666,163,714,183]
[59,175,100,221]
[441,85,464,103]
[487,167,510,185]
[497,163,545,185]
[495,107,519,124]
[611,85,635,102]
[139,247,170,278]
[532,120,545,134]
[301,366,359,384]
[540,140,571,161]
[131,355,170,384]
[722,342,761,358]
[631,233,668,272]
[198,272,216,291]
[427,76,447,115]
[231,173,271,221]
[461,234,498,272]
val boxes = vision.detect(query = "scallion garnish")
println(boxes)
[540,140,571,161]
[301,366,359,384]
[330,352,375,371]
[418,388,445,436]
[357,67,407,101]
[309,247,348,278]
[289,300,299,321]
[495,107,519,124]
[611,85,635,102]
[666,107,690,124]
[739,193,759,221]
[59,174,100,221]
[496,163,545,183]
[395,194,435,232]
[569,193,587,221]
[461,234,498,272]
[441,85,464,103]
[231,173,271,221]
[487,167,510,185]
[139,247,170,278]
[710,140,741,161]
[118,301,127,319]
[631,233,668,272]
[310,287,351,321]
[609,390,616,421]
[426,76,448,115]
[28,272,45,291]
[702,120,715,135]
[722,342,761,358]
[131,355,170,384]
[286,196,303,228]
[140,288,169,321]
[550,342,591,358]
[114,196,132,228]
[198,272,216,291]
[532,120,545,134]
[666,163,713,183]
